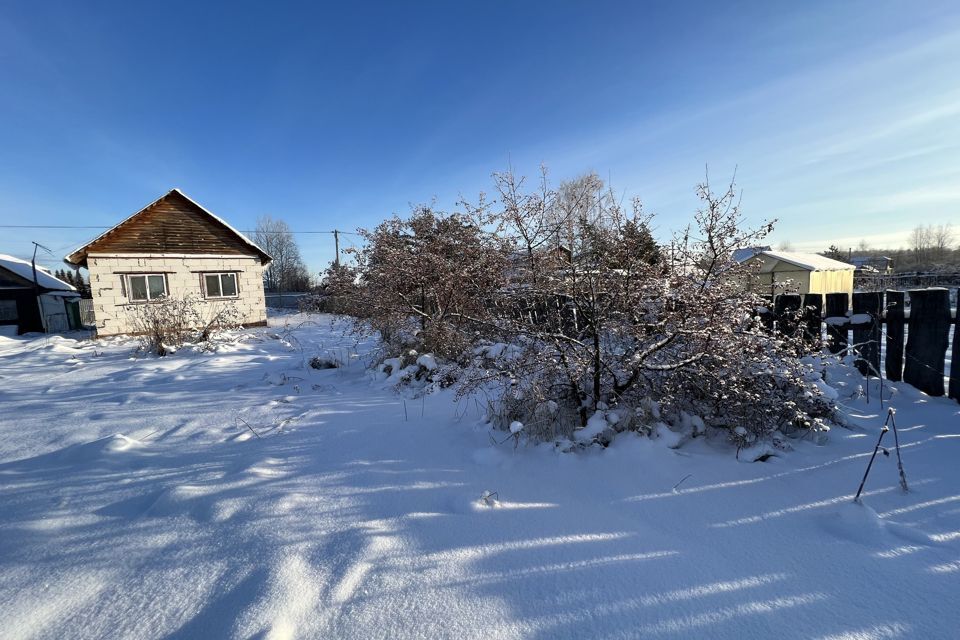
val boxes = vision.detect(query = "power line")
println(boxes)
[0,224,361,235]
[0,225,105,229]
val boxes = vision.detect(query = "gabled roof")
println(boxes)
[0,254,77,292]
[731,246,771,263]
[754,250,855,272]
[64,188,272,267]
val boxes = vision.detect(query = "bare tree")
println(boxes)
[908,225,926,265]
[932,223,954,262]
[254,215,311,292]
[907,223,955,266]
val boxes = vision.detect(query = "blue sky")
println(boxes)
[2,1,959,274]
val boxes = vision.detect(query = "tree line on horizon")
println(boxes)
[53,268,91,297]
[820,222,958,273]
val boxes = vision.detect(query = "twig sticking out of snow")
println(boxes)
[236,416,262,440]
[854,422,889,502]
[496,421,524,449]
[885,408,909,493]
[672,474,693,492]
[480,490,499,506]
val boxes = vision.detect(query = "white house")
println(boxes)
[64,189,272,336]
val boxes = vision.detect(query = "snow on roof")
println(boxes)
[0,254,77,291]
[64,188,272,266]
[731,246,771,263]
[756,250,856,272]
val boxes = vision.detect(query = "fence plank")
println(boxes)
[903,288,951,396]
[802,293,823,349]
[78,299,96,327]
[852,292,882,376]
[950,288,960,403]
[824,293,848,355]
[885,290,905,382]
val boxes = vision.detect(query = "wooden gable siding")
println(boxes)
[85,191,255,258]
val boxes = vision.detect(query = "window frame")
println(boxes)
[125,273,168,302]
[201,272,240,299]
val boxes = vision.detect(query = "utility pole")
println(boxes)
[333,229,340,267]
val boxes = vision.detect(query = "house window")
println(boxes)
[127,274,167,301]
[203,272,238,299]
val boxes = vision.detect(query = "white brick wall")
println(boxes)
[87,255,268,336]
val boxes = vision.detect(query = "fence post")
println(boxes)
[824,293,849,355]
[950,288,959,403]
[852,292,882,376]
[904,288,951,396]
[885,290,905,382]
[802,293,823,350]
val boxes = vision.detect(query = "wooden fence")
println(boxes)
[855,272,960,292]
[78,299,96,327]
[264,292,310,309]
[765,288,959,403]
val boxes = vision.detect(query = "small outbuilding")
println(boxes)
[0,254,81,335]
[64,189,272,336]
[849,255,894,275]
[743,250,855,300]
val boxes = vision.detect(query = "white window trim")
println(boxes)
[125,273,167,302]
[202,272,240,299]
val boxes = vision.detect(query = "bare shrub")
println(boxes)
[342,204,509,361]
[197,300,243,341]
[126,294,242,356]
[127,296,199,356]
[483,378,580,442]
[350,165,836,450]
[460,168,833,446]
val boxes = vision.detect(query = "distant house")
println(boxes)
[64,189,272,337]
[0,254,81,335]
[849,256,894,275]
[744,250,855,300]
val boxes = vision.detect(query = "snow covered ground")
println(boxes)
[1,313,958,639]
